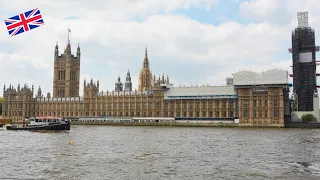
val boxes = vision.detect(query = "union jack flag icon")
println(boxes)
[4,8,44,37]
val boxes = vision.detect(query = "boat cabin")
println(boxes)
[28,117,64,126]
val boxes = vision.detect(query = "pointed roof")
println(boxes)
[143,46,149,70]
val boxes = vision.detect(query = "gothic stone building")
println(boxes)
[1,42,290,127]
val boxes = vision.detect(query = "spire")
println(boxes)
[143,46,149,70]
[37,86,42,97]
[68,27,71,44]
[77,43,81,59]
[167,75,169,83]
[54,42,59,56]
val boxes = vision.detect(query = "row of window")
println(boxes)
[33,110,234,118]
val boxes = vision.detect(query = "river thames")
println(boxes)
[1,126,320,180]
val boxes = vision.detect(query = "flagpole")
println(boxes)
[68,26,70,44]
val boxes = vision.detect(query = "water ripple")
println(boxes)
[1,126,320,179]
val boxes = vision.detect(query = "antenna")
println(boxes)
[297,11,308,28]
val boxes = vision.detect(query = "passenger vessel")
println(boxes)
[6,116,70,131]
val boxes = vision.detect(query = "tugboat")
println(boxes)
[6,116,70,131]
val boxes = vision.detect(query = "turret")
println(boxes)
[167,75,169,83]
[37,86,42,97]
[84,78,86,87]
[124,70,132,92]
[17,83,20,91]
[54,42,59,57]
[162,74,165,83]
[115,76,123,92]
[83,78,99,98]
[77,43,80,60]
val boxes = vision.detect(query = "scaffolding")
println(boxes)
[289,11,317,111]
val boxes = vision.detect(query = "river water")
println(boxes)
[1,126,320,180]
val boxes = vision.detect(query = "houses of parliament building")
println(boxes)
[2,40,291,127]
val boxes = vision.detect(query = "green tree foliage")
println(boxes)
[301,113,317,123]
[0,97,2,116]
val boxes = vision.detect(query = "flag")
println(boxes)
[4,8,44,37]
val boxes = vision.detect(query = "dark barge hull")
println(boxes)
[6,122,70,131]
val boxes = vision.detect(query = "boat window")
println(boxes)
[39,120,42,122]
[35,119,38,122]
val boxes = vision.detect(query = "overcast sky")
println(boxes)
[0,0,320,96]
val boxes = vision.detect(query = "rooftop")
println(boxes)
[164,86,237,100]
[233,69,288,86]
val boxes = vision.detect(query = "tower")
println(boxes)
[138,47,153,91]
[124,70,132,92]
[52,28,81,98]
[83,78,99,98]
[289,12,319,111]
[115,76,123,92]
[37,86,42,97]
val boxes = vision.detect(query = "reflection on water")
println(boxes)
[1,126,320,180]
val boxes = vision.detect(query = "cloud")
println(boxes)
[239,0,320,25]
[0,0,319,97]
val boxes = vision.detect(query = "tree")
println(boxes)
[301,113,317,123]
[0,97,2,116]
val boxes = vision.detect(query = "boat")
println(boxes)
[6,116,70,131]
[0,124,11,130]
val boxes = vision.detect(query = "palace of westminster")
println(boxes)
[2,39,291,127]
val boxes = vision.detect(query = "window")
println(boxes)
[243,110,248,118]
[273,110,278,118]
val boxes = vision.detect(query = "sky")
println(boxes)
[0,0,320,96]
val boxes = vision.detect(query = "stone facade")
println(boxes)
[1,41,290,127]
[53,42,80,98]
